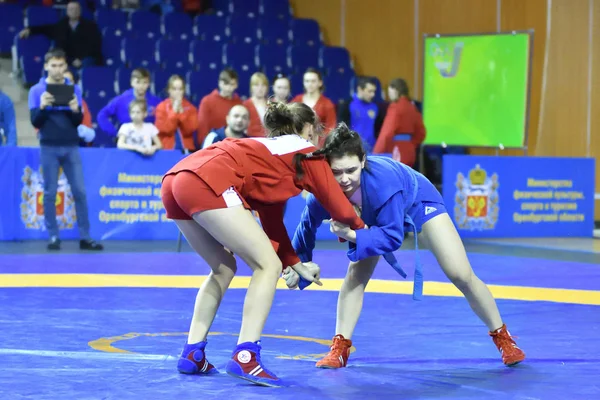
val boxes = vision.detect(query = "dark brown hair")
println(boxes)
[293,122,365,179]
[303,67,324,93]
[389,78,410,98]
[131,68,151,81]
[263,101,319,138]
[44,48,66,63]
[219,67,238,83]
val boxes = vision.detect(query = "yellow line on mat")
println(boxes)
[0,274,598,305]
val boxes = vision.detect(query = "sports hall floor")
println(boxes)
[1,236,599,400]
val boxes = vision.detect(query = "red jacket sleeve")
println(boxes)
[373,102,398,154]
[255,202,300,269]
[155,101,179,136]
[178,103,199,138]
[300,158,365,230]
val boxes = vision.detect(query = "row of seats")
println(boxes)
[101,38,350,75]
[94,13,322,46]
[15,33,354,93]
[0,1,299,53]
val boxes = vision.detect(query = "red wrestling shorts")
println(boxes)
[161,172,243,220]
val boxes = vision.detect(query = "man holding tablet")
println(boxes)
[28,48,103,251]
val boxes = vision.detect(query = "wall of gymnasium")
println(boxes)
[290,0,600,220]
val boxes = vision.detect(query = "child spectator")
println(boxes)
[117,99,162,156]
[155,75,198,151]
[97,68,161,137]
[196,68,243,144]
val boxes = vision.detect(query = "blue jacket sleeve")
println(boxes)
[291,193,331,262]
[28,86,49,129]
[348,193,405,261]
[96,95,121,136]
[146,94,162,123]
[1,95,17,146]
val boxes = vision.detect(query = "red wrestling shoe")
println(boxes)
[489,324,525,366]
[315,334,352,369]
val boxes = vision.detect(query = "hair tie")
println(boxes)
[306,152,313,158]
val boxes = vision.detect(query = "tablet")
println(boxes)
[46,84,75,107]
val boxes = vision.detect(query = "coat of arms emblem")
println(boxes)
[454,164,499,230]
[20,166,76,230]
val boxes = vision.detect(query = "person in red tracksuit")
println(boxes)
[196,68,243,144]
[155,74,198,151]
[272,73,291,104]
[373,78,425,167]
[161,101,365,388]
[291,68,336,147]
[243,72,269,137]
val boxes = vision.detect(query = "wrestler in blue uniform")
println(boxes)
[285,123,525,369]
[292,155,445,299]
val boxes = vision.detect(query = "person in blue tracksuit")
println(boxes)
[287,123,525,370]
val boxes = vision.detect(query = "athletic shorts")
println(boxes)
[410,174,448,231]
[161,172,243,220]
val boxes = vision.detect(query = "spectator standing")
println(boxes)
[338,77,385,152]
[243,72,269,137]
[373,78,425,167]
[291,68,336,147]
[28,49,103,251]
[196,68,242,144]
[271,73,291,104]
[155,75,198,151]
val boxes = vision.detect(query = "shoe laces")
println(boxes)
[492,329,519,352]
[329,335,350,354]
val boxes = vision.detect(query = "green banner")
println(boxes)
[423,33,531,147]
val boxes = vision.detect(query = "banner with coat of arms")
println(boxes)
[442,155,595,238]
[0,147,346,241]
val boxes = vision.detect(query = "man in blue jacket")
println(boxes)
[29,48,103,251]
[0,90,16,146]
[337,77,386,152]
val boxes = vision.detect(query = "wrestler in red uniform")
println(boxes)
[161,102,365,388]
